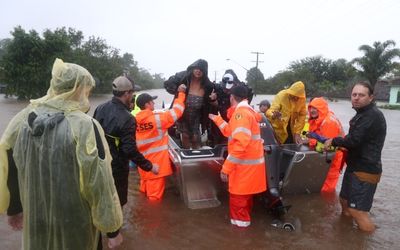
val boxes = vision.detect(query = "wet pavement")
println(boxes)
[1,90,399,249]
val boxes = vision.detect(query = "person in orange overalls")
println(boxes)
[209,85,266,227]
[135,84,186,200]
[306,97,346,192]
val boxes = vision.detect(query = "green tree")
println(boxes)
[353,40,400,88]
[1,27,50,99]
[120,53,138,72]
[289,56,330,83]
[287,56,356,96]
[263,56,356,97]
[152,73,164,88]
[0,38,11,60]
[389,62,400,77]
[74,36,125,92]
[264,71,297,94]
[0,38,11,86]
[246,67,264,94]
[135,69,155,89]
[0,26,165,98]
[1,27,84,98]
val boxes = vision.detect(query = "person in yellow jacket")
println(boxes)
[209,85,266,227]
[135,84,186,200]
[131,93,141,116]
[266,81,307,144]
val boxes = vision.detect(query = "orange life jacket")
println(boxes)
[211,101,267,195]
[308,97,346,192]
[308,98,344,140]
[135,92,185,180]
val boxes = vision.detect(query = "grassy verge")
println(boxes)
[379,104,400,110]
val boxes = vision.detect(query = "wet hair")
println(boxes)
[262,102,271,109]
[352,81,374,96]
[231,95,246,103]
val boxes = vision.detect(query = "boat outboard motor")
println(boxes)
[259,114,280,193]
[259,114,288,216]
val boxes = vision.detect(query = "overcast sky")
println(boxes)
[1,0,400,82]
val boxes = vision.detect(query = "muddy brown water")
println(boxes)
[1,90,399,249]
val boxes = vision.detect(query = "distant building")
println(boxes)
[374,80,390,101]
[0,83,6,94]
[373,77,400,103]
[388,77,400,105]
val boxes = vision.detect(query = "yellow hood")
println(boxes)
[286,81,306,98]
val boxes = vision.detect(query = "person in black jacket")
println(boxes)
[94,75,159,206]
[164,59,216,149]
[214,69,254,120]
[93,75,159,246]
[210,69,253,145]
[324,82,386,232]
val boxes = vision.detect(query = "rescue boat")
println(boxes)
[168,115,335,228]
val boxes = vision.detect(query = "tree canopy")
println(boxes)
[255,56,357,97]
[243,40,399,96]
[0,26,163,99]
[353,40,400,88]
[246,67,265,93]
[1,28,399,99]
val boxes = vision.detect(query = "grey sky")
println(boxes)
[1,0,400,82]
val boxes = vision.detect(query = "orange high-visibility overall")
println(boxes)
[136,92,185,200]
[211,101,266,227]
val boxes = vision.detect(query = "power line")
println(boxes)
[226,58,249,72]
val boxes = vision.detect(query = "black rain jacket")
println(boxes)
[332,103,386,174]
[164,59,215,133]
[94,97,152,205]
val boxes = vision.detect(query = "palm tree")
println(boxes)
[352,40,400,88]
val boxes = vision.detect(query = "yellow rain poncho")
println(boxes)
[266,81,307,144]
[0,59,122,249]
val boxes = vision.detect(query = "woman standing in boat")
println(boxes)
[164,59,216,149]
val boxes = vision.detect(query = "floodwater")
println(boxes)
[1,89,399,250]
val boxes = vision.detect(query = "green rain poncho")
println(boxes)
[0,59,123,249]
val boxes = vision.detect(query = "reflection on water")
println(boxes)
[1,91,399,249]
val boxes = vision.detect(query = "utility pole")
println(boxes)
[251,51,264,69]
[251,51,264,96]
